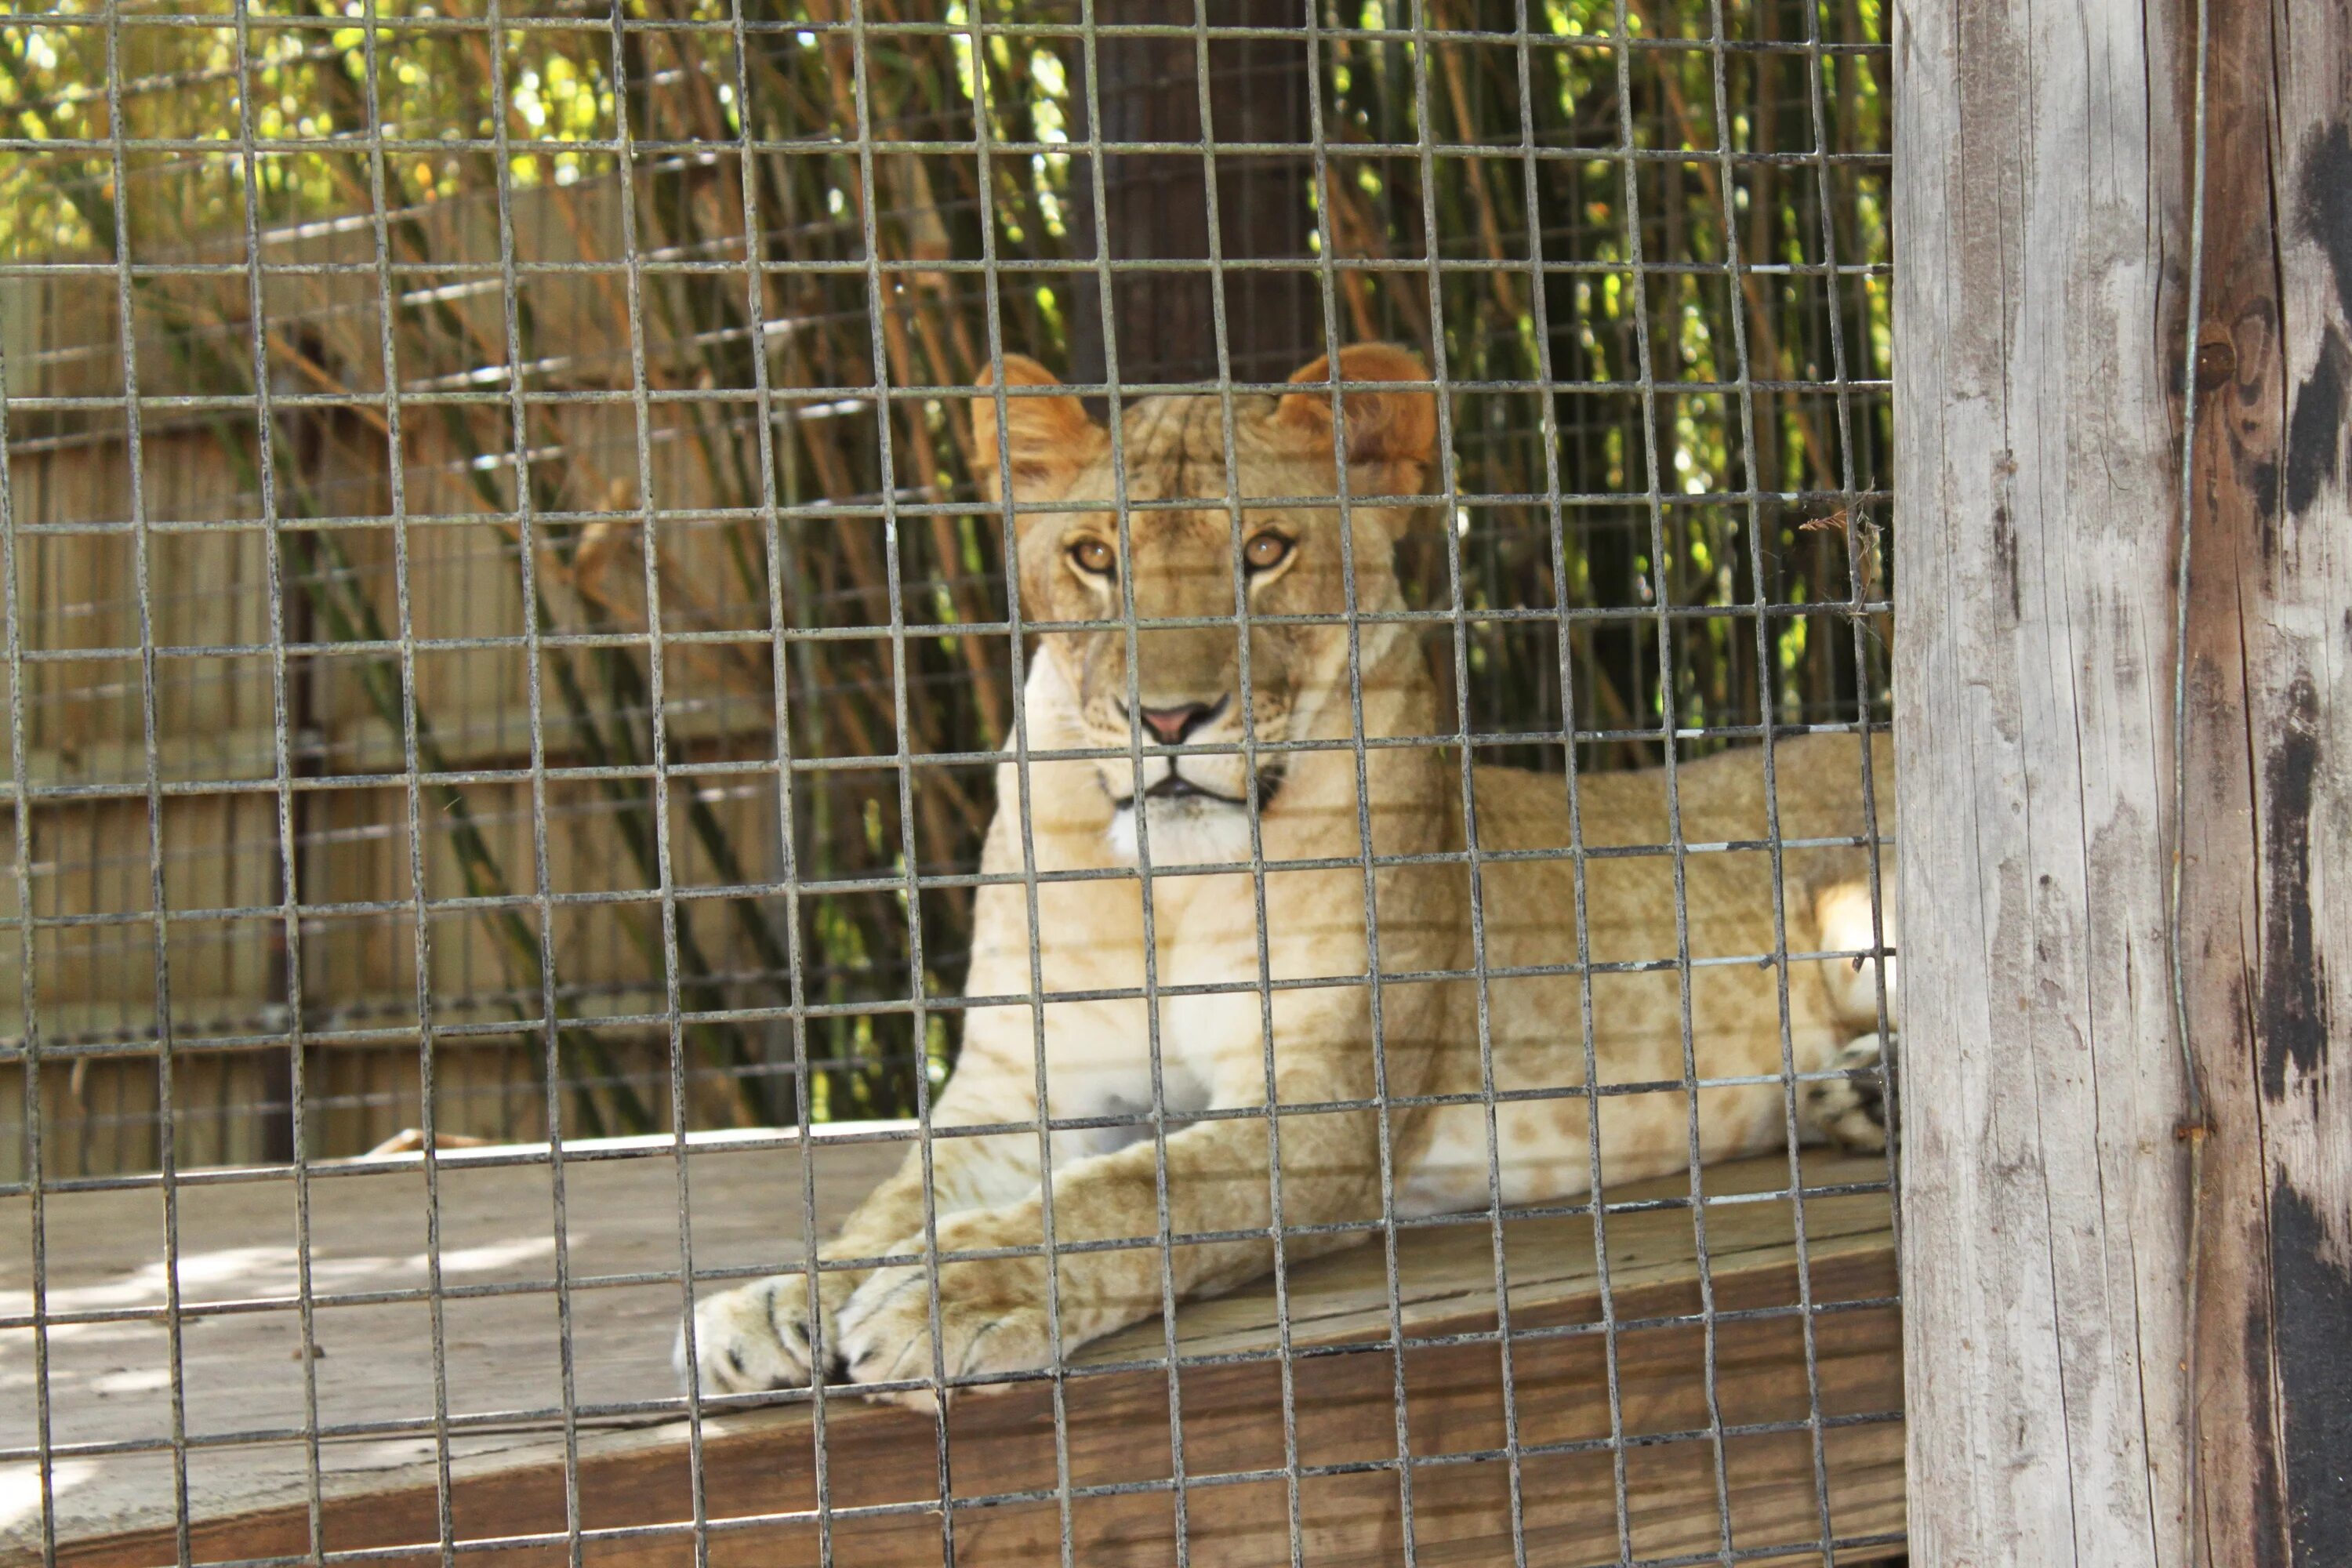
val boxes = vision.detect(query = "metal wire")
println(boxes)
[0,6,1899,1568]
[96,5,198,1558]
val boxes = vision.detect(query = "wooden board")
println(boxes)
[4,1130,1903,1567]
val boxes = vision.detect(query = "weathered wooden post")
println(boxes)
[1894,0,2351,1559]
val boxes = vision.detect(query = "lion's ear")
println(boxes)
[971,354,1102,501]
[1271,343,1438,495]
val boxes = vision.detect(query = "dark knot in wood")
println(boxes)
[2194,333,2238,392]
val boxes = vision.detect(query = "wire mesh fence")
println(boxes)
[1,0,1898,1563]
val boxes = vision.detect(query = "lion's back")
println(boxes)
[1471,731,1890,934]
[1454,730,1891,1077]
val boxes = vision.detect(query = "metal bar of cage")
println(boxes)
[97,2,194,1560]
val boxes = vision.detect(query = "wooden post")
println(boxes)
[1895,0,2352,1559]
[1062,0,1320,387]
[2180,1,2352,1559]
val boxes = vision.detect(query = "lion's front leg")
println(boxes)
[826,1207,1067,1406]
[682,1258,863,1396]
[679,1118,1044,1396]
[833,1108,1381,1408]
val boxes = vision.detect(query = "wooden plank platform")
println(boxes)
[2,1127,1904,1567]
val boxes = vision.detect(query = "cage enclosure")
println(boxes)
[1,2,1898,1564]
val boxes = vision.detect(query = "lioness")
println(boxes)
[682,345,1895,1403]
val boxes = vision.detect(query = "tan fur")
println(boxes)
[682,346,1896,1406]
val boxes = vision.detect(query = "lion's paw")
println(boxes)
[834,1259,1054,1411]
[676,1274,844,1396]
[1802,1033,1893,1152]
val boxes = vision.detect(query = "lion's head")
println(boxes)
[970,344,1438,867]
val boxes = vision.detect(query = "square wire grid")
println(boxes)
[0,2,1897,1565]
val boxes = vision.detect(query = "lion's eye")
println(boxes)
[1068,538,1116,575]
[1243,532,1293,572]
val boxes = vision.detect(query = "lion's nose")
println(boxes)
[1133,697,1225,746]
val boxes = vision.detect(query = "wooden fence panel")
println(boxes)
[2,175,814,1175]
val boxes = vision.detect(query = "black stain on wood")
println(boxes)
[2275,124,2351,540]
[2251,459,2280,524]
[2260,673,2330,1098]
[2283,328,2348,520]
[2298,122,2352,324]
[1990,449,2020,619]
[2270,1174,2352,1563]
[1991,502,2020,618]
